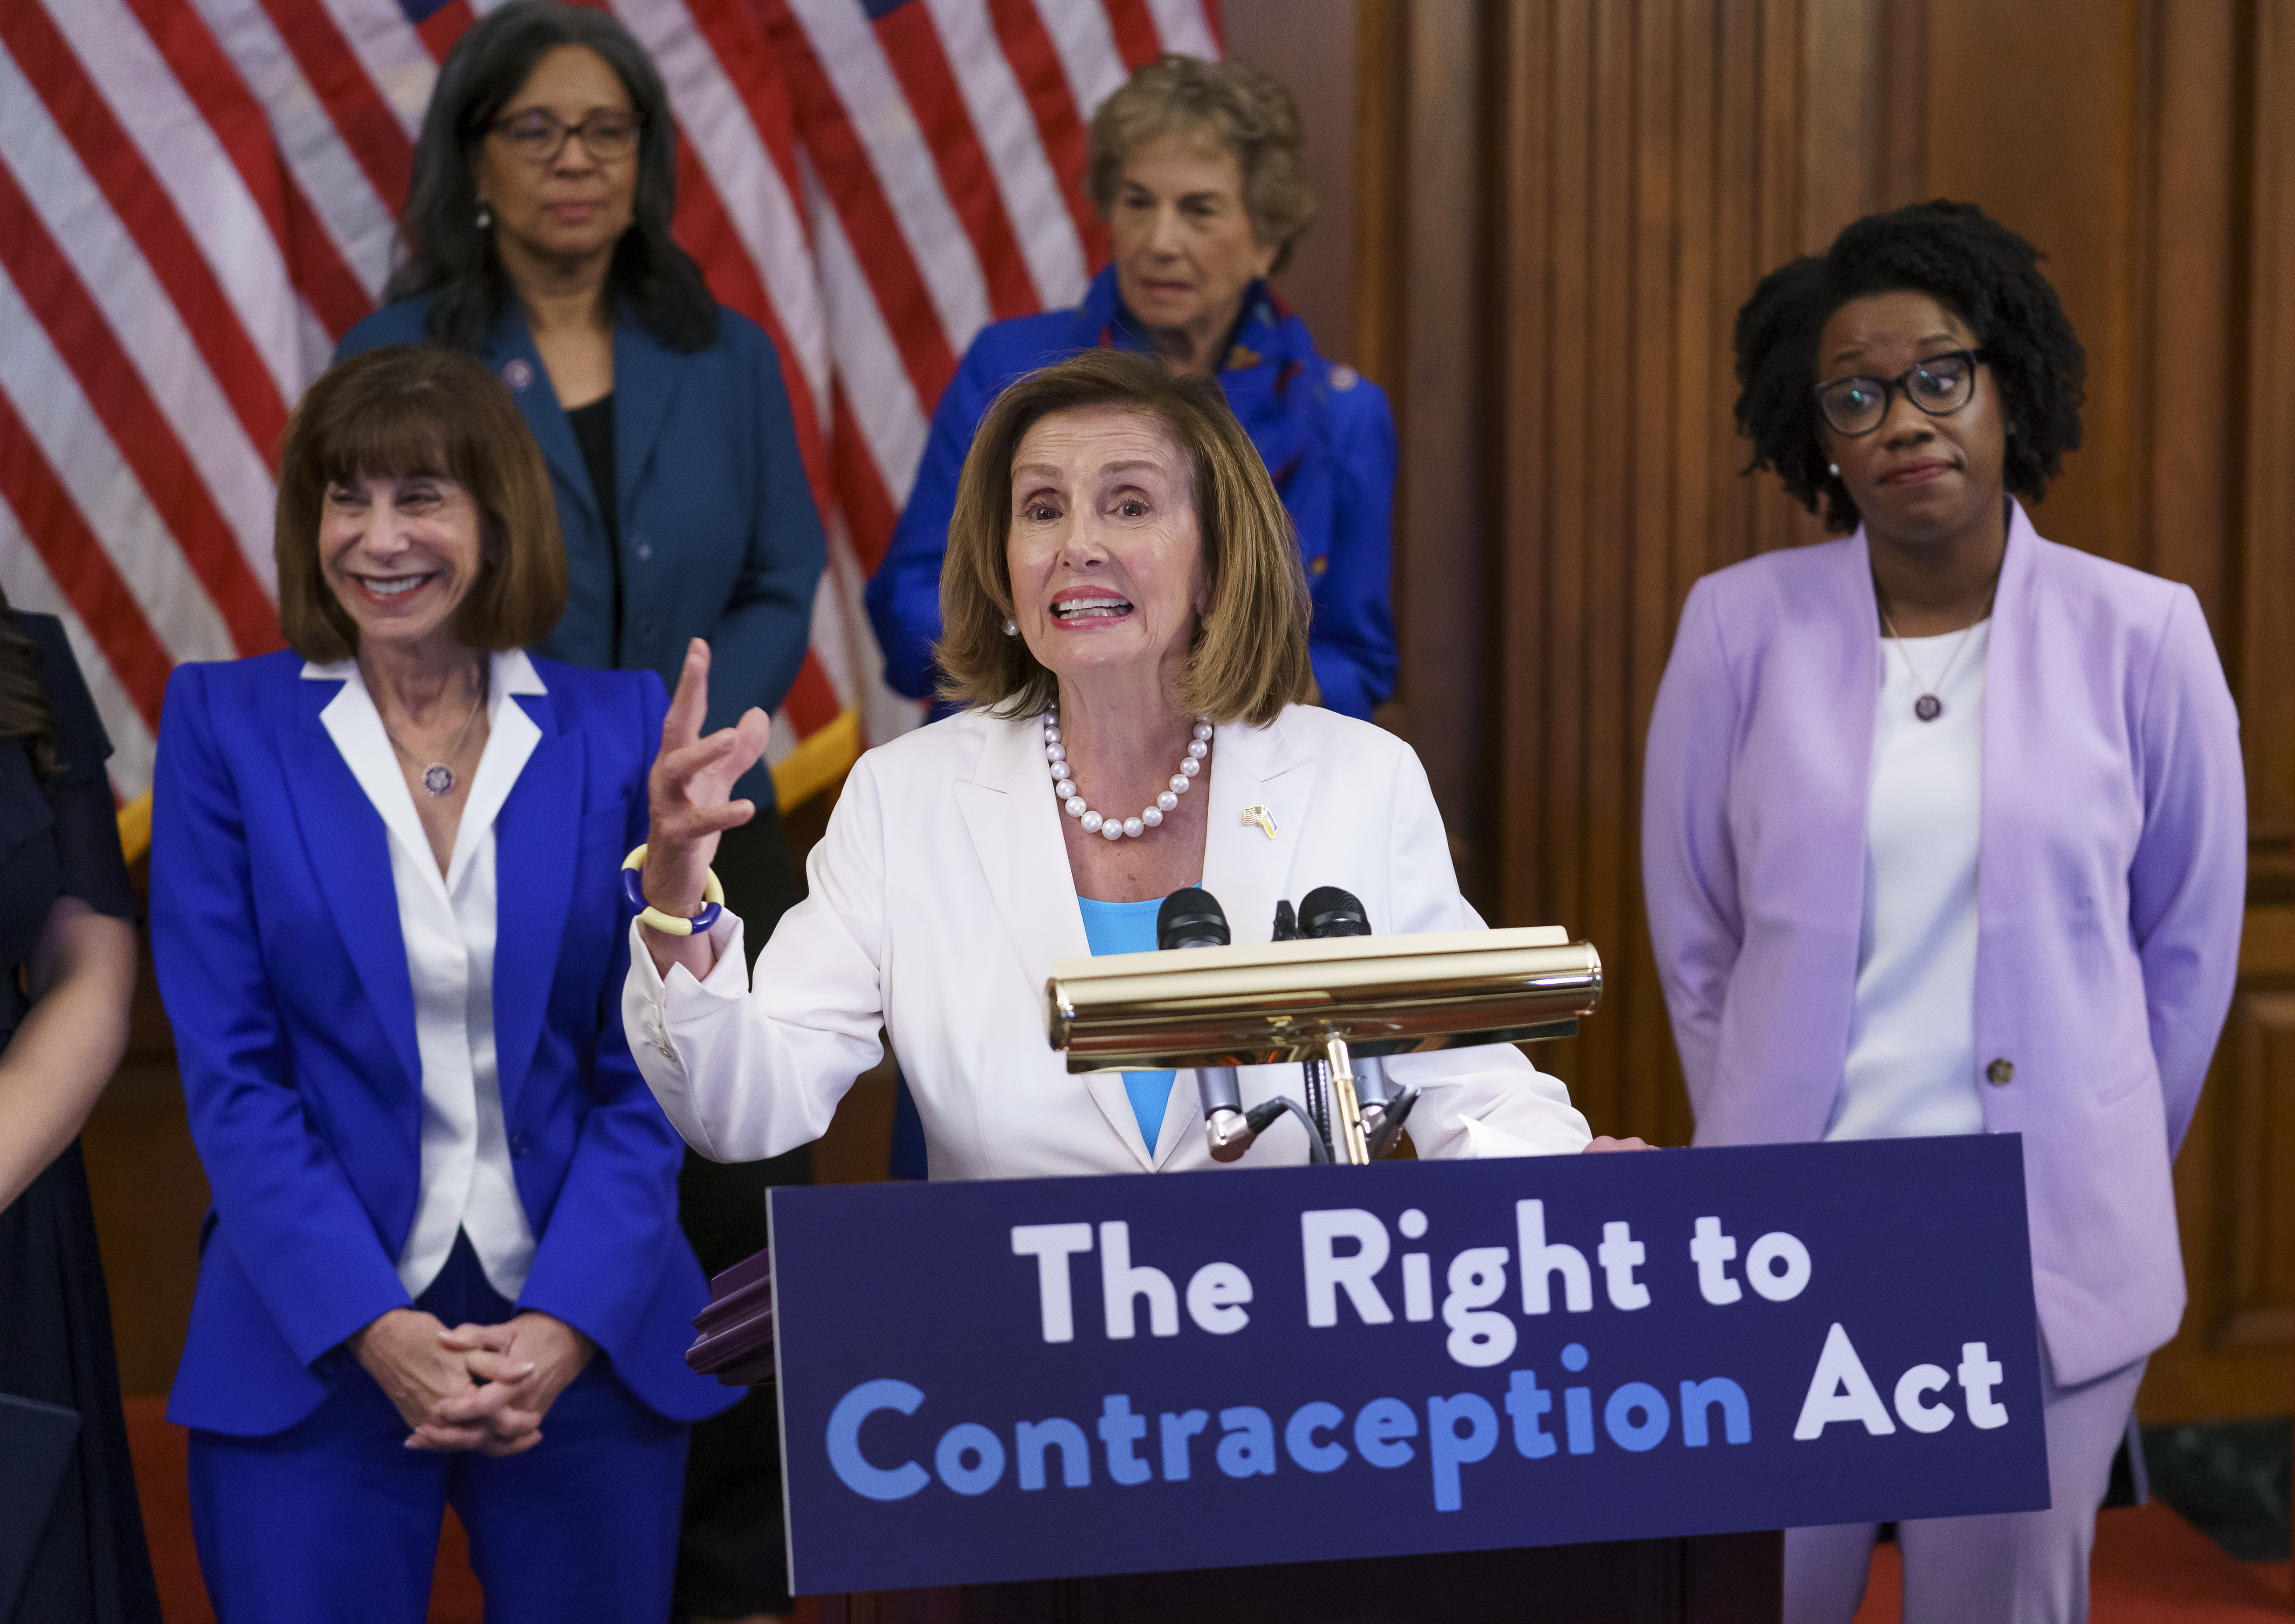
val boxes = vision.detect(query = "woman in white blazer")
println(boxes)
[624,350,1611,1176]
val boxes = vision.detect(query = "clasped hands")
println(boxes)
[349,1306,595,1456]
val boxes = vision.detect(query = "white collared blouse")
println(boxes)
[307,650,547,1299]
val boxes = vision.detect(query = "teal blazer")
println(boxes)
[338,298,826,807]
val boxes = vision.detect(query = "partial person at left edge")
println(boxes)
[334,8,827,1619]
[149,346,736,1623]
[0,590,161,1624]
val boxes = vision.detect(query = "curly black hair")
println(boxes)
[1733,199,2085,531]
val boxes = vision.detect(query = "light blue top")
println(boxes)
[1075,897,1176,1151]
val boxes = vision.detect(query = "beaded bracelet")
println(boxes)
[621,844,725,937]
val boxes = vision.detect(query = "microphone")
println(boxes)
[1297,886,1371,938]
[1295,887,1416,1158]
[1159,890,1253,1160]
[1156,887,1231,951]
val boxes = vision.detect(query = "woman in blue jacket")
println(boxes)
[867,53,1397,723]
[336,9,823,1614]
[151,345,734,1621]
[337,1,824,938]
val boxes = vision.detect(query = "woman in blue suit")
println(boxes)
[866,53,1397,723]
[337,10,824,1613]
[151,345,735,1623]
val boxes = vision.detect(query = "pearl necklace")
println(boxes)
[1045,708,1211,841]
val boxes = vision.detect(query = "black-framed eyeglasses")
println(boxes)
[487,109,643,165]
[1814,348,1989,436]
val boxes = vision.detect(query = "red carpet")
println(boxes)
[127,1398,2284,1621]
[1851,1506,2292,1623]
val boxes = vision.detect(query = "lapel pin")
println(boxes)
[1242,804,1277,840]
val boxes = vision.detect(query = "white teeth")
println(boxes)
[1052,597,1131,619]
[362,576,428,596]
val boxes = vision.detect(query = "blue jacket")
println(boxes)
[338,297,826,807]
[151,651,735,1436]
[865,267,1398,719]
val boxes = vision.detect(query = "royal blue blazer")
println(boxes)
[865,267,1399,720]
[337,297,826,809]
[151,651,735,1437]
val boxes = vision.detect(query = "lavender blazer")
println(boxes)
[1641,501,2244,1386]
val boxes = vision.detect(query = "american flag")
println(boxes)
[0,0,1222,814]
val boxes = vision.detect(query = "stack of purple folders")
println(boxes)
[686,1246,776,1387]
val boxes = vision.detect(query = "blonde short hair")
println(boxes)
[1086,54,1315,274]
[935,350,1314,726]
[275,345,566,661]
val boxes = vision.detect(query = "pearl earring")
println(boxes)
[1828,463,1840,478]
[476,201,493,231]
[1002,617,1018,637]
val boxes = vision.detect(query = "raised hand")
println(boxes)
[643,638,772,923]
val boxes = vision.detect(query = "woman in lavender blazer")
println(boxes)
[1643,202,2244,1624]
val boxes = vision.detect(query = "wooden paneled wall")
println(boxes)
[1316,0,2293,1422]
[79,0,2295,1426]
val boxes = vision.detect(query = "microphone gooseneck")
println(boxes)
[1296,887,1403,1163]
[1161,889,1254,1159]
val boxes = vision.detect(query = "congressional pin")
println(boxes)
[1328,363,1360,391]
[1242,804,1278,840]
[501,358,535,392]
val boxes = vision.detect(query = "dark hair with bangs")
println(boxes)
[936,349,1314,725]
[387,0,716,353]
[275,345,566,661]
[1734,199,2086,530]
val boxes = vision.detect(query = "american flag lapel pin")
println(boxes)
[1242,804,1277,840]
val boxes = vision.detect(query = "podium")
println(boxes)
[691,927,2041,1612]
[813,1531,1782,1622]
[693,1222,1788,1622]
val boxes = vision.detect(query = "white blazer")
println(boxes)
[625,704,1592,1179]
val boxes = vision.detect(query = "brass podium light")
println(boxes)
[1044,927,1602,1165]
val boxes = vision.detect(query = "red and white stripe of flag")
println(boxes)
[0,0,1220,807]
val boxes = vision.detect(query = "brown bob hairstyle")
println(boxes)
[935,349,1314,726]
[1086,55,1314,274]
[274,344,566,661]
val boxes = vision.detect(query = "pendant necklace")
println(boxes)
[381,669,487,797]
[1875,578,1995,723]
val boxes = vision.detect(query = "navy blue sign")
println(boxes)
[769,1136,2045,1594]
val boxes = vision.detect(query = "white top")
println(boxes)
[1827,621,1990,1142]
[308,650,546,1299]
[624,705,1592,1179]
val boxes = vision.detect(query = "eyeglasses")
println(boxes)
[1813,348,1988,436]
[487,109,642,165]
